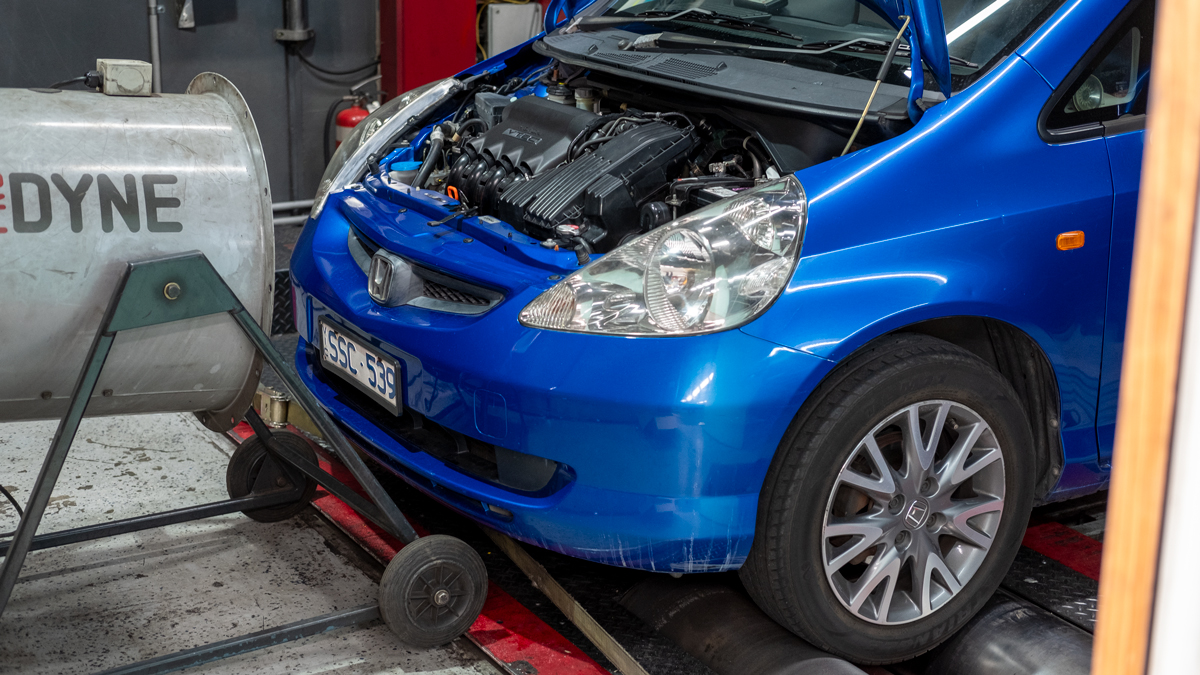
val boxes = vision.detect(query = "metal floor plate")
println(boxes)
[1001,547,1099,632]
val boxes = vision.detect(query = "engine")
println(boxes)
[446,95,700,251]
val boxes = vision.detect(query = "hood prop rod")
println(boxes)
[841,14,911,157]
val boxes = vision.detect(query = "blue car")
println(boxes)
[291,0,1150,662]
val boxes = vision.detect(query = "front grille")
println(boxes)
[423,280,490,306]
[347,226,502,314]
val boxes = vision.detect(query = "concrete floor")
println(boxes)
[0,413,502,675]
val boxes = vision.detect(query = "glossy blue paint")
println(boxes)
[1097,123,1144,463]
[1017,0,1125,88]
[741,53,1116,494]
[291,0,1137,571]
[290,207,835,569]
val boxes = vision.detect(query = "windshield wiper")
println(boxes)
[570,8,801,43]
[658,12,804,42]
[806,39,978,68]
[625,32,890,57]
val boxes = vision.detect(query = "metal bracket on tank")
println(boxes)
[0,251,420,673]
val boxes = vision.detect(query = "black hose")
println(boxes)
[297,52,380,76]
[413,136,445,189]
[498,65,552,95]
[574,136,613,156]
[459,118,488,136]
[323,98,352,165]
[743,137,763,178]
[452,85,490,124]
[0,483,22,518]
[49,75,86,89]
[566,112,636,162]
[657,111,695,128]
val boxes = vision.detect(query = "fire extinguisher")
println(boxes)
[324,92,379,164]
[335,99,370,149]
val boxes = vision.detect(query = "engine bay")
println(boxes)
[376,54,904,257]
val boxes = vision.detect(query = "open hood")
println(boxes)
[859,0,952,116]
[549,1,951,120]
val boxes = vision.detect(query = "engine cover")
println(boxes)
[470,95,597,174]
[497,121,698,249]
[448,96,597,215]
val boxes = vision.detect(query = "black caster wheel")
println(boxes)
[226,432,319,522]
[379,534,488,648]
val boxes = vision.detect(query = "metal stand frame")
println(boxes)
[0,252,421,674]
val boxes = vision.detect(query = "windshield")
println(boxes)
[568,0,1066,91]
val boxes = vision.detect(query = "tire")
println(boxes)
[379,535,489,648]
[226,432,319,522]
[741,333,1035,664]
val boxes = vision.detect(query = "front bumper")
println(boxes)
[290,188,834,571]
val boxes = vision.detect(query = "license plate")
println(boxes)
[319,320,401,415]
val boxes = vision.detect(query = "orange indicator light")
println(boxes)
[1057,231,1085,250]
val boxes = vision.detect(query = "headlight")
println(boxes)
[310,78,460,221]
[520,175,807,336]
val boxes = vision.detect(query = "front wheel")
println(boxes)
[741,334,1035,664]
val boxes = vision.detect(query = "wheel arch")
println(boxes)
[885,316,1064,499]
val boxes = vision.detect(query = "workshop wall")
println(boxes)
[0,0,378,202]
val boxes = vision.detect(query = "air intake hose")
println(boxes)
[413,124,449,189]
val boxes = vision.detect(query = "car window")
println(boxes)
[1046,0,1154,130]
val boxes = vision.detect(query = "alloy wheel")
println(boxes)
[821,400,1006,625]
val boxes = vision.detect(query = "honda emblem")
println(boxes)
[368,253,394,305]
[904,500,930,529]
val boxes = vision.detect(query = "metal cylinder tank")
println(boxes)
[0,73,273,429]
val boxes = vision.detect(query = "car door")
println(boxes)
[1031,0,1154,465]
[1034,0,1153,469]
[1077,1,1154,465]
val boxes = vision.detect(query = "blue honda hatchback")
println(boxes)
[291,0,1150,662]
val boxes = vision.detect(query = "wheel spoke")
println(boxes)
[825,517,887,573]
[838,435,897,501]
[410,599,432,618]
[952,445,1002,486]
[902,403,943,474]
[847,546,901,616]
[917,538,963,614]
[942,496,1004,549]
[937,421,991,489]
[924,402,951,466]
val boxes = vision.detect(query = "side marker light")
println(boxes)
[1057,231,1085,251]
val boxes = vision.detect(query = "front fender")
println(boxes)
[742,219,1050,363]
[740,214,1108,497]
[741,214,1104,438]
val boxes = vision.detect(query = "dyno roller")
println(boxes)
[0,72,273,429]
